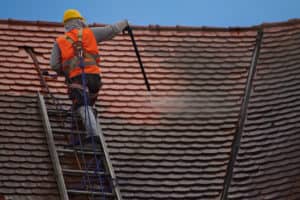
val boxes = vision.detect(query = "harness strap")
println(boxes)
[64,29,82,43]
[63,53,99,67]
[63,29,99,76]
[77,28,83,42]
[65,35,74,44]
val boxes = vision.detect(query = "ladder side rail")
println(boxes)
[37,92,69,200]
[95,119,122,200]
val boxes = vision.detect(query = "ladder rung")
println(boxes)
[47,108,98,117]
[49,117,81,122]
[63,169,107,176]
[52,128,86,135]
[68,189,113,196]
[47,109,74,116]
[57,148,103,155]
[47,108,72,113]
[47,111,82,121]
[61,145,103,152]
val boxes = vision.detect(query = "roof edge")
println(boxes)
[1,18,300,32]
[0,18,63,27]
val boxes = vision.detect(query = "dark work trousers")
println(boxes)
[69,73,102,136]
[69,74,102,110]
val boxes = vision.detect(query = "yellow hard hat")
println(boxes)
[63,9,84,23]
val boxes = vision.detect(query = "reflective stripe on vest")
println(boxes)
[56,28,101,78]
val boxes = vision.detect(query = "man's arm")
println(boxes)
[50,42,63,75]
[91,20,128,42]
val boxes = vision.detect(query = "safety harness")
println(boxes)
[59,28,100,108]
[62,29,100,77]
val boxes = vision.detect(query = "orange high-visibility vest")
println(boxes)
[56,28,101,78]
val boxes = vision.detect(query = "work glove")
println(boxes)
[115,19,129,33]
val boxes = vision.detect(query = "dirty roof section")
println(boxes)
[0,19,299,200]
[228,22,300,199]
[0,94,59,200]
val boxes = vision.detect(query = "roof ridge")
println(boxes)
[1,18,300,32]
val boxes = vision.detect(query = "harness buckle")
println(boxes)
[72,41,84,58]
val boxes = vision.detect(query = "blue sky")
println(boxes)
[1,0,300,27]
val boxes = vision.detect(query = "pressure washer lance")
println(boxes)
[125,26,188,110]
[124,26,156,106]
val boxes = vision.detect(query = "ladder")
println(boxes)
[37,92,122,200]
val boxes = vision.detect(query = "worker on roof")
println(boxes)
[50,9,128,141]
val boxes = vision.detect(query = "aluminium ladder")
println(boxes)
[37,92,122,200]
